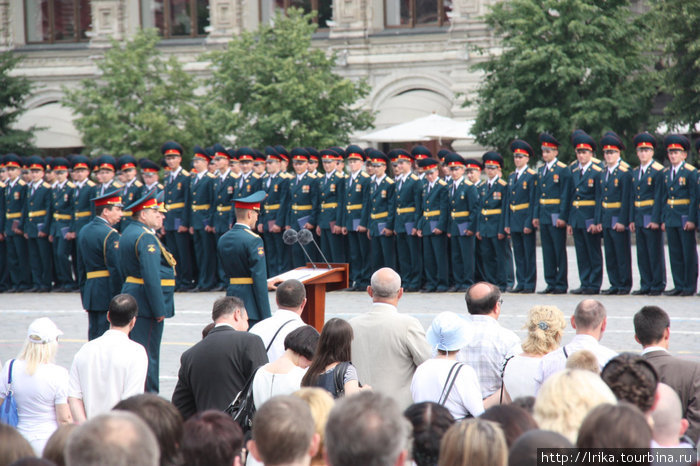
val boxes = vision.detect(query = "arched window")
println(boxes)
[141,0,210,37]
[24,0,91,43]
[259,0,332,29]
[385,0,451,27]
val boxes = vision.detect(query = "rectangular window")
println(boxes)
[385,0,451,27]
[260,0,332,29]
[24,0,89,43]
[141,0,209,38]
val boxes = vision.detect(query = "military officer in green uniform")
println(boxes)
[235,147,263,199]
[117,155,143,232]
[476,152,508,291]
[140,158,164,195]
[341,146,371,290]
[416,158,449,292]
[629,132,665,295]
[533,133,571,294]
[598,131,632,295]
[568,131,604,295]
[316,149,345,264]
[69,156,96,238]
[93,155,124,196]
[217,191,271,327]
[3,154,31,291]
[662,135,697,296]
[188,146,217,291]
[390,148,423,292]
[445,153,479,292]
[23,156,53,292]
[258,147,291,276]
[50,157,77,292]
[504,141,538,293]
[162,141,194,291]
[77,190,124,340]
[0,160,7,292]
[121,189,176,393]
[366,150,396,271]
[286,148,319,268]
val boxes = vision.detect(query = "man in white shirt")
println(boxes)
[535,299,617,391]
[250,279,307,362]
[458,282,522,403]
[350,267,432,410]
[68,294,148,422]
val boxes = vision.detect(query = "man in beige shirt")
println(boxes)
[350,267,432,409]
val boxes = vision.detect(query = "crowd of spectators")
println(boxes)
[1,267,699,466]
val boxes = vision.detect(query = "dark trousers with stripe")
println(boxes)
[87,310,109,341]
[320,228,345,264]
[511,231,537,291]
[7,234,31,290]
[166,230,194,289]
[666,227,697,293]
[27,236,53,289]
[572,228,602,291]
[370,233,396,272]
[540,224,567,291]
[130,316,164,393]
[478,235,506,290]
[635,227,666,292]
[423,234,448,291]
[192,229,216,290]
[347,230,371,287]
[603,228,632,292]
[450,234,475,289]
[396,232,423,290]
[53,234,75,289]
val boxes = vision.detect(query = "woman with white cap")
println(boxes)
[0,317,72,454]
[411,312,484,420]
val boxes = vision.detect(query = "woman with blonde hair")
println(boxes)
[0,318,72,454]
[294,387,335,466]
[533,369,617,443]
[503,305,566,399]
[438,418,507,466]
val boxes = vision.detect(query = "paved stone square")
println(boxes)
[1,246,698,400]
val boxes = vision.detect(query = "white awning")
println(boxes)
[360,113,473,143]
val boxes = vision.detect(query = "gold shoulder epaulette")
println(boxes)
[526,168,536,175]
[361,172,370,178]
[592,157,602,164]
[244,228,260,238]
[385,177,394,185]
[87,180,96,187]
[410,174,419,181]
[0,181,5,188]
[252,173,261,179]
[206,173,216,179]
[652,162,664,171]
[438,179,448,186]
[498,178,508,186]
[618,164,628,172]
[556,161,567,168]
[158,183,164,189]
[571,166,580,172]
[42,182,52,189]
[663,167,669,172]
[591,165,603,172]
[181,169,190,177]
[134,180,143,187]
[18,180,26,186]
[465,180,473,186]
[686,164,697,172]
[230,172,240,179]
[113,181,124,188]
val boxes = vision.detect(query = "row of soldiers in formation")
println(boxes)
[2,129,700,297]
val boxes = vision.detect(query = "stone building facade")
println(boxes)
[1,0,498,154]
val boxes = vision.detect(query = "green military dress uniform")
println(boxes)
[317,152,346,264]
[217,221,271,326]
[477,172,508,290]
[51,179,77,291]
[392,162,423,291]
[71,180,96,234]
[189,163,217,291]
[24,175,53,291]
[164,165,193,290]
[631,133,665,295]
[119,179,143,231]
[286,167,319,268]
[0,177,7,292]
[417,159,449,292]
[121,199,176,393]
[342,149,371,290]
[77,213,123,340]
[260,153,291,276]
[367,153,396,272]
[3,166,31,291]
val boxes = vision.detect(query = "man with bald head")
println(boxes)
[458,282,522,403]
[651,383,694,448]
[350,267,432,409]
[535,299,617,391]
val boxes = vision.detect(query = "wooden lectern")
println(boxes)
[267,263,349,332]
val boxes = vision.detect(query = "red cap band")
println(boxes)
[94,195,122,207]
[164,149,181,156]
[234,200,261,210]
[576,143,593,151]
[667,144,684,150]
[636,142,654,149]
[514,148,529,156]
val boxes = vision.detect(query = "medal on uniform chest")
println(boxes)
[228,186,233,194]
[274,185,278,192]
[680,177,686,186]
[330,184,336,192]
[14,192,20,200]
[381,190,386,198]
[614,179,619,187]
[553,174,559,183]
[177,182,181,190]
[647,177,652,186]
[247,185,251,192]
[302,185,310,193]
[588,179,594,187]
[494,192,502,200]
[64,193,69,202]
[355,184,362,192]
[522,181,527,189]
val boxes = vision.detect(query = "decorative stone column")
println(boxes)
[206,0,241,43]
[0,0,12,50]
[329,0,370,39]
[88,0,126,47]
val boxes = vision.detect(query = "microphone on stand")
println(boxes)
[298,229,332,269]
[282,228,316,270]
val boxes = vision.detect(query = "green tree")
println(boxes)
[650,0,700,131]
[0,51,37,155]
[469,0,659,166]
[203,8,374,148]
[62,29,205,161]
